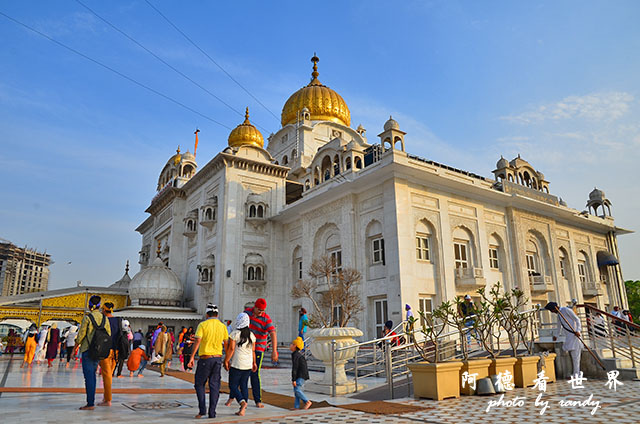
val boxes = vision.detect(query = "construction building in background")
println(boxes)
[0,238,52,296]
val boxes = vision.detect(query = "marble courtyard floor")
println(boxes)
[1,354,638,423]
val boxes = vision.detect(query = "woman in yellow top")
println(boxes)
[21,327,38,368]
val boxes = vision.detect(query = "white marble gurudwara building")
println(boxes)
[129,55,631,343]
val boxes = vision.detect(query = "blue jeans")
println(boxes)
[136,359,147,375]
[250,351,265,403]
[194,357,222,418]
[293,377,308,408]
[228,367,251,404]
[464,320,477,346]
[81,351,99,406]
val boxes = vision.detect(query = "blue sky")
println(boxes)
[1,1,638,289]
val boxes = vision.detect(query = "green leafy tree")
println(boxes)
[625,280,640,320]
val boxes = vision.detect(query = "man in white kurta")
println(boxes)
[553,306,582,377]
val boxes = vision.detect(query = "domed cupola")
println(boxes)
[228,107,264,148]
[110,261,132,290]
[496,156,510,169]
[128,246,183,307]
[157,145,198,191]
[281,55,351,127]
[384,116,400,131]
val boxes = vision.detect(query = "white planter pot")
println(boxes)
[306,327,363,394]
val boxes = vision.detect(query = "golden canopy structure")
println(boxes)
[281,54,351,127]
[0,286,128,326]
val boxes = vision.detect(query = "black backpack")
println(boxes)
[87,313,111,360]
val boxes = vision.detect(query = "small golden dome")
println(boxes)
[228,107,264,148]
[281,55,351,127]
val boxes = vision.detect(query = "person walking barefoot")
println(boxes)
[291,337,312,410]
[224,313,257,417]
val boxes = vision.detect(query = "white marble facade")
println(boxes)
[135,58,630,343]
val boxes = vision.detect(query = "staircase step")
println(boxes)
[617,368,640,380]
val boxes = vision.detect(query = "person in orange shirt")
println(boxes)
[127,345,150,377]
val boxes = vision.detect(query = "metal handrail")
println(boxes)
[328,306,541,398]
[576,304,638,368]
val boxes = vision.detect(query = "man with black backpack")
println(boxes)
[74,295,111,411]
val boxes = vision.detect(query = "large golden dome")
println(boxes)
[281,55,351,127]
[228,107,264,148]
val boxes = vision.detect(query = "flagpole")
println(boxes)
[194,128,200,157]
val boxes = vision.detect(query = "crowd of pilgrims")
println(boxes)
[1,319,202,376]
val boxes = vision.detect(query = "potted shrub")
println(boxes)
[407,303,463,400]
[475,283,516,379]
[444,297,491,396]
[500,287,540,388]
[291,255,364,394]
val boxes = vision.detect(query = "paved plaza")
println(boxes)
[1,355,639,423]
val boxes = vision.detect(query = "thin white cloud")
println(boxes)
[33,12,100,38]
[501,92,634,124]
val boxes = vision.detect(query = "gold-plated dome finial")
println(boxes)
[228,106,264,148]
[173,146,182,165]
[280,54,351,127]
[156,240,162,258]
[310,53,320,84]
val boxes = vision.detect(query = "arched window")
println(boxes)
[282,155,288,165]
[578,251,590,284]
[366,220,385,265]
[452,227,473,269]
[415,221,432,261]
[205,208,212,220]
[354,157,362,169]
[249,205,256,218]
[559,248,569,278]
[383,137,392,151]
[321,155,332,181]
[488,234,502,270]
[291,149,297,159]
[525,240,539,275]
[247,266,255,281]
[257,205,264,218]
[256,266,263,280]
[345,157,352,170]
[333,155,340,175]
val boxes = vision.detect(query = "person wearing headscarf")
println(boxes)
[224,312,257,416]
[298,308,309,340]
[379,321,399,348]
[290,336,312,409]
[34,326,49,365]
[45,323,60,367]
[188,303,229,419]
[154,325,171,377]
[21,326,38,368]
[550,302,582,378]
[65,325,78,364]
[182,327,195,372]
[98,302,118,406]
[114,319,132,378]
[127,344,150,377]
[74,295,111,410]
